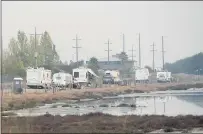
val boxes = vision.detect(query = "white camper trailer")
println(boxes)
[135,68,150,83]
[72,67,98,89]
[26,67,52,88]
[52,72,73,87]
[157,71,172,83]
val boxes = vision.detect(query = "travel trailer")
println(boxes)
[135,68,150,83]
[157,71,172,83]
[52,72,73,87]
[72,67,98,89]
[26,67,52,89]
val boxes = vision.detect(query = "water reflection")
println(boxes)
[6,89,203,117]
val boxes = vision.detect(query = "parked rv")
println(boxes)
[26,67,52,89]
[52,72,73,87]
[157,71,172,83]
[72,67,98,89]
[135,68,150,83]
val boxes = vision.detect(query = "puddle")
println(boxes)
[6,89,203,117]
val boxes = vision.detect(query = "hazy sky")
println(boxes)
[2,1,203,68]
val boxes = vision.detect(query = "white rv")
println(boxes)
[72,67,98,88]
[26,67,52,88]
[135,68,150,83]
[157,71,172,83]
[52,72,73,87]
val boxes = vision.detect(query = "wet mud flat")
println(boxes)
[2,113,203,133]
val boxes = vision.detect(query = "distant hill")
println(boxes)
[165,52,203,74]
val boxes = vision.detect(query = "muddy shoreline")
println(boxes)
[2,112,203,133]
[2,82,203,111]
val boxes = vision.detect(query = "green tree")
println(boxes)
[117,52,128,61]
[145,65,153,73]
[39,31,59,66]
[87,57,99,74]
[2,30,61,77]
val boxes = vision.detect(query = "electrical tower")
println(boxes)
[150,42,157,71]
[30,27,43,68]
[161,36,166,71]
[72,34,82,68]
[105,39,112,64]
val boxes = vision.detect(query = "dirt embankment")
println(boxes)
[2,82,203,111]
[2,113,203,133]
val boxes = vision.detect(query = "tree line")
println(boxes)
[2,30,60,77]
[2,30,135,79]
[165,52,203,74]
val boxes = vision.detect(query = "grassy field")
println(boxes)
[2,82,203,111]
[2,112,203,133]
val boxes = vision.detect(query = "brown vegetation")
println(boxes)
[2,113,203,133]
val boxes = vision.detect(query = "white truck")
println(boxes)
[26,67,52,89]
[135,68,150,83]
[157,71,172,83]
[52,72,73,87]
[104,70,121,84]
[72,67,98,89]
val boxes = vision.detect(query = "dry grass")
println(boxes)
[2,113,203,133]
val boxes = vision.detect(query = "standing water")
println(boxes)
[5,88,203,117]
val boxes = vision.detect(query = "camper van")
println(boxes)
[72,67,98,88]
[135,68,150,83]
[52,72,73,87]
[26,67,52,88]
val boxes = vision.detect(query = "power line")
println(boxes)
[150,42,157,71]
[128,44,136,62]
[161,36,166,70]
[30,27,43,68]
[105,39,112,64]
[72,34,82,68]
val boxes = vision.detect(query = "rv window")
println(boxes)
[74,72,79,78]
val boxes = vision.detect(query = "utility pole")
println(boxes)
[129,44,136,62]
[150,42,157,71]
[1,36,3,96]
[161,36,166,71]
[105,39,112,64]
[129,44,136,86]
[30,27,43,68]
[123,34,125,53]
[72,34,81,68]
[138,33,141,68]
